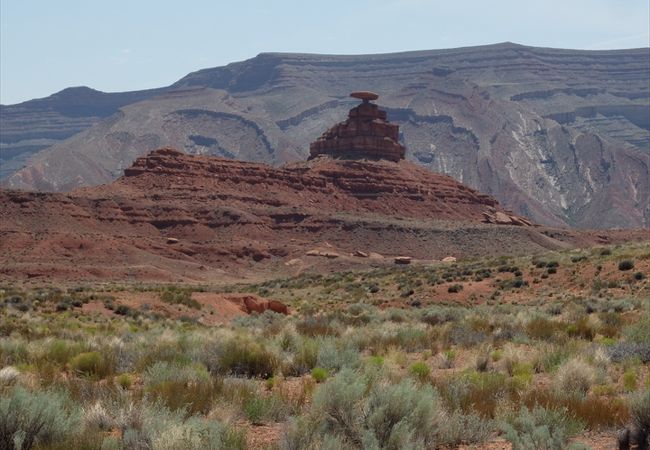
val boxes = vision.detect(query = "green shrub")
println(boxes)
[296,315,339,336]
[623,369,638,392]
[618,260,635,271]
[309,369,365,443]
[408,361,431,383]
[116,373,133,389]
[532,344,570,373]
[289,337,319,375]
[0,387,81,450]
[70,351,110,378]
[316,338,360,371]
[454,371,512,417]
[366,356,384,368]
[243,395,269,425]
[420,306,461,325]
[628,390,650,434]
[122,402,245,450]
[395,327,429,352]
[448,284,463,293]
[511,362,534,388]
[624,313,650,344]
[441,349,456,368]
[243,391,295,425]
[501,405,584,450]
[288,369,445,448]
[362,379,442,448]
[523,388,629,429]
[160,286,200,309]
[217,338,277,378]
[311,367,329,383]
[48,339,78,365]
[526,317,560,341]
[144,362,216,414]
[438,410,492,446]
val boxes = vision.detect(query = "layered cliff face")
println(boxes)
[0,86,164,180]
[2,43,649,228]
[8,148,622,281]
[309,92,406,162]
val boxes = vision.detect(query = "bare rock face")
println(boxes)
[309,92,405,162]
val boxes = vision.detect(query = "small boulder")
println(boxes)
[494,211,513,225]
[166,237,179,244]
[442,256,457,263]
[267,300,289,315]
[241,296,290,315]
[394,256,412,265]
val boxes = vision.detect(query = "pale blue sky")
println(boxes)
[1,0,649,105]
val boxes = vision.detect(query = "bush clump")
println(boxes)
[0,387,81,450]
[501,405,584,450]
[311,367,329,383]
[618,260,635,271]
[144,362,216,414]
[160,286,200,309]
[216,338,277,378]
[284,369,445,449]
[70,351,111,378]
[296,315,339,336]
[121,401,245,450]
[628,390,650,434]
[554,359,595,397]
[408,361,431,383]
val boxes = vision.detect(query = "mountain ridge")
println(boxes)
[1,43,648,229]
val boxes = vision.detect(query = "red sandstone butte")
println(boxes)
[309,92,406,162]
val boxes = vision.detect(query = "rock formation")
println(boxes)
[3,43,648,229]
[309,92,405,162]
[2,147,644,282]
[240,296,290,315]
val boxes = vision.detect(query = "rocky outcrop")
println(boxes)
[309,92,405,162]
[6,148,617,282]
[240,296,290,315]
[1,148,646,282]
[119,148,514,223]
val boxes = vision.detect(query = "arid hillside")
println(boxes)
[4,148,646,283]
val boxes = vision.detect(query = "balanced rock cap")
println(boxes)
[350,91,379,102]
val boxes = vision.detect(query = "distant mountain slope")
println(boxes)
[0,86,164,179]
[2,42,649,228]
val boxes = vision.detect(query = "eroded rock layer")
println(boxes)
[309,93,406,162]
[2,148,644,282]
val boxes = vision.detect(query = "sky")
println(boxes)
[1,0,649,105]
